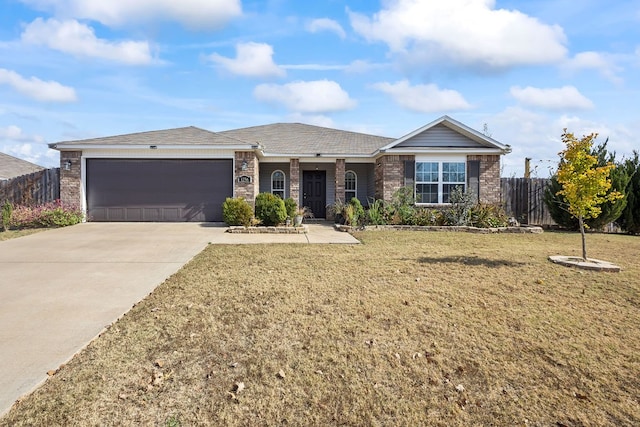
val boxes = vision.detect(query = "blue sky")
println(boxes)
[1,0,638,177]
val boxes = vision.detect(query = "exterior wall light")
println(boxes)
[241,159,248,171]
[64,159,72,170]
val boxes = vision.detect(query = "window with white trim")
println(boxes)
[415,161,465,204]
[345,170,357,201]
[271,170,285,199]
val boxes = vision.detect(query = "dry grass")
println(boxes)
[0,229,43,241]
[2,231,639,426]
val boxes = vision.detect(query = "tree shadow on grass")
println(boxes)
[417,256,527,268]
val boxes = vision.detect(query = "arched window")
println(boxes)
[271,170,285,198]
[345,170,357,201]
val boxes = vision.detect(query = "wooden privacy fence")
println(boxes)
[0,168,60,206]
[501,177,555,226]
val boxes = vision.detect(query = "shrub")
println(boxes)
[255,192,287,226]
[413,208,439,226]
[284,197,297,219]
[619,152,640,234]
[471,204,508,228]
[349,198,365,226]
[387,186,416,225]
[222,197,253,226]
[1,201,12,231]
[442,187,475,226]
[9,200,83,229]
[366,198,386,225]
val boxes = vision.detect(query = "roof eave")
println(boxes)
[376,147,510,156]
[50,143,255,151]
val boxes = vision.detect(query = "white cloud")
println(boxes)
[488,107,561,177]
[563,51,623,84]
[510,85,594,110]
[0,125,33,141]
[254,80,356,113]
[306,18,346,39]
[0,68,77,102]
[372,80,472,113]
[208,42,285,78]
[287,113,335,128]
[349,0,567,70]
[21,18,153,65]
[0,125,54,166]
[20,0,241,29]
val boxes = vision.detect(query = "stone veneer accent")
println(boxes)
[289,158,300,203]
[60,151,82,209]
[467,154,501,204]
[374,155,415,201]
[335,158,345,202]
[234,151,259,206]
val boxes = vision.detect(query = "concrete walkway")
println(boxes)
[0,222,358,417]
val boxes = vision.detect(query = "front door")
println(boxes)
[302,170,326,218]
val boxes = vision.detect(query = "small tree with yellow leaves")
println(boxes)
[556,130,623,260]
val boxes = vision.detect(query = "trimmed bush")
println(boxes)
[255,192,287,226]
[349,198,365,226]
[9,200,83,229]
[284,197,297,219]
[222,197,253,226]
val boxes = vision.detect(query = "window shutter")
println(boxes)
[467,160,480,203]
[404,160,415,187]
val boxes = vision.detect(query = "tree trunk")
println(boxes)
[578,215,587,260]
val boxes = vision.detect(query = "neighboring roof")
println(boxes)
[0,152,45,180]
[219,123,394,156]
[49,126,253,149]
[381,115,511,153]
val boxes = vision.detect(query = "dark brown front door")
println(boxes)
[302,170,326,218]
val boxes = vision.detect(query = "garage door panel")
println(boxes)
[86,159,232,222]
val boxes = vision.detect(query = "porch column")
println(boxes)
[289,158,300,204]
[60,150,82,210]
[234,151,259,207]
[335,158,345,202]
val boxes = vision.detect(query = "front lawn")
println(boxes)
[2,231,639,426]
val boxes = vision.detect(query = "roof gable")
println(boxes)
[381,115,510,153]
[0,152,44,180]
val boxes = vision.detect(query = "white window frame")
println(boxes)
[271,169,286,198]
[415,156,466,205]
[345,170,357,201]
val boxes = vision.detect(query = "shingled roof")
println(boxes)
[219,123,394,155]
[0,152,44,180]
[50,126,251,148]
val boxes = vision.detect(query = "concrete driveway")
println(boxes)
[0,222,357,416]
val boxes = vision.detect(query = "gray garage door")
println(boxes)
[86,159,233,222]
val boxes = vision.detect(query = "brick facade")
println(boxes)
[467,154,501,204]
[335,158,345,202]
[60,150,82,209]
[375,155,415,201]
[289,158,300,203]
[234,151,259,206]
